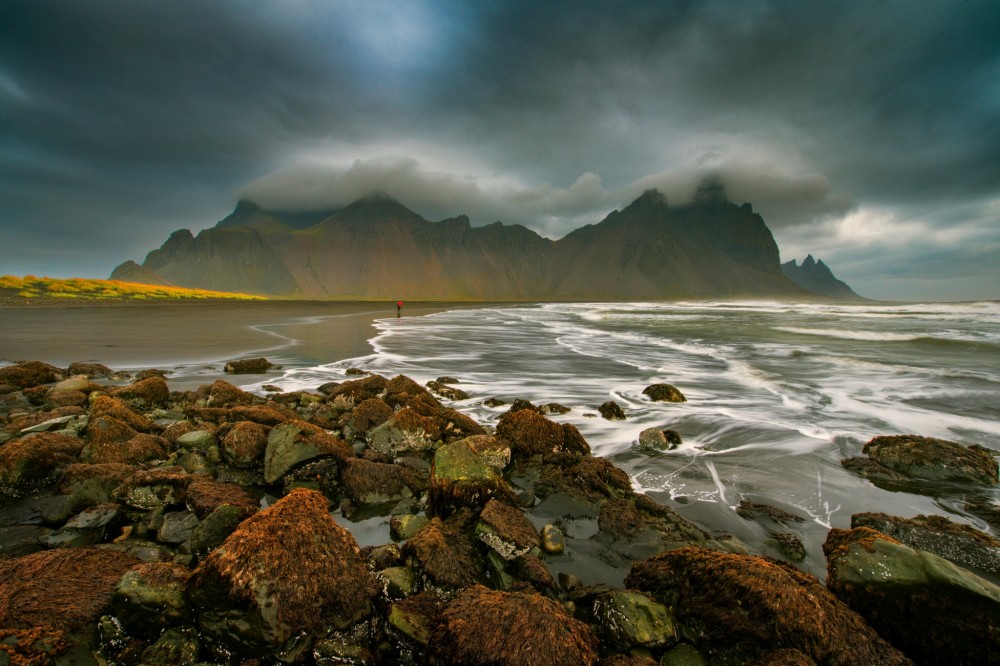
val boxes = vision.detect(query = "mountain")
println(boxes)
[782,255,862,299]
[112,189,825,300]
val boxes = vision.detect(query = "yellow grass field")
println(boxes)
[0,275,264,302]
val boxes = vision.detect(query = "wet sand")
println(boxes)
[0,301,457,388]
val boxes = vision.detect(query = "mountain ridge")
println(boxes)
[112,190,859,300]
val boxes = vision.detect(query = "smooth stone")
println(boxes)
[176,430,217,450]
[158,510,200,544]
[541,523,565,554]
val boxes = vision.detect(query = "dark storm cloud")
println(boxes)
[1,0,997,300]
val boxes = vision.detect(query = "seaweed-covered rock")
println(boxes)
[224,357,273,374]
[84,415,139,450]
[403,514,482,591]
[0,548,140,632]
[0,431,85,497]
[384,375,442,416]
[387,592,443,648]
[863,434,999,485]
[203,379,258,408]
[591,589,677,651]
[341,457,415,505]
[140,626,200,665]
[0,361,63,391]
[57,462,134,509]
[736,500,806,526]
[431,585,599,666]
[327,374,389,403]
[427,380,470,401]
[66,362,115,379]
[263,420,354,484]
[598,495,710,560]
[190,488,374,657]
[112,562,192,635]
[185,477,257,518]
[110,376,169,409]
[438,407,488,442]
[626,546,910,665]
[339,397,393,440]
[89,395,153,432]
[599,400,626,420]
[853,511,1000,575]
[367,407,439,456]
[220,420,270,468]
[428,440,516,517]
[114,467,192,510]
[83,432,170,465]
[638,427,680,451]
[227,403,295,426]
[824,526,1000,665]
[496,409,591,463]
[462,434,511,471]
[641,384,686,403]
[476,498,539,560]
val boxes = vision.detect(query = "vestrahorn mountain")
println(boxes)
[111,187,859,300]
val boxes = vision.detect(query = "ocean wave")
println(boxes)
[772,326,918,341]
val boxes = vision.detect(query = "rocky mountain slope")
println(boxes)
[112,189,849,300]
[782,255,862,299]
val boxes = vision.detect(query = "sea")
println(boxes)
[247,300,1000,576]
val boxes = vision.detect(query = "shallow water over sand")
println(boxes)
[251,300,1000,576]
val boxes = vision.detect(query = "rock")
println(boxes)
[110,376,169,409]
[427,380,470,401]
[339,397,393,441]
[0,431,85,497]
[483,397,508,408]
[158,510,200,544]
[428,441,517,517]
[83,432,170,465]
[496,408,591,464]
[599,400,626,420]
[0,361,64,391]
[598,495,710,560]
[853,511,1000,575]
[430,585,599,666]
[736,499,806,525]
[326,373,389,402]
[89,395,154,431]
[539,402,571,415]
[140,626,200,665]
[112,562,192,634]
[220,420,270,468]
[389,514,428,542]
[476,498,539,560]
[626,546,910,665]
[114,467,192,511]
[175,429,217,450]
[224,357,273,374]
[227,403,295,425]
[660,644,707,666]
[863,434,998,485]
[66,362,116,378]
[387,592,443,651]
[52,377,102,394]
[185,477,257,518]
[638,428,680,451]
[263,420,354,484]
[642,384,686,403]
[592,589,677,651]
[377,566,417,600]
[203,379,258,408]
[767,531,806,561]
[367,407,438,456]
[749,649,818,666]
[540,523,565,554]
[383,374,443,416]
[438,407,488,442]
[341,457,415,505]
[0,525,48,558]
[840,455,911,485]
[190,488,374,657]
[58,462,134,509]
[84,415,139,451]
[966,499,1000,531]
[461,434,511,472]
[0,547,140,633]
[824,526,1000,664]
[189,503,249,560]
[403,515,482,591]
[44,389,88,408]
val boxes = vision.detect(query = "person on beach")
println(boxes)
[396,300,403,318]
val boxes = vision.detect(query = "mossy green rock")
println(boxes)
[176,430,216,450]
[660,643,707,666]
[592,590,677,650]
[140,626,200,665]
[428,441,513,516]
[377,566,416,600]
[390,514,428,541]
[263,421,350,484]
[189,504,248,560]
[112,562,191,634]
[826,527,1000,664]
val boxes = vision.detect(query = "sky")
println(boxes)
[1,1,998,301]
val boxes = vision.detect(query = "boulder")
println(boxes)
[112,562,192,635]
[390,514,429,541]
[189,503,249,560]
[853,511,1000,575]
[626,546,910,665]
[114,467,192,511]
[638,427,679,451]
[367,407,439,456]
[326,374,389,403]
[83,432,170,465]
[89,395,153,432]
[158,510,200,544]
[341,457,416,505]
[220,420,270,468]
[824,526,1000,665]
[387,592,444,648]
[57,462,134,509]
[339,397,393,440]
[203,379,258,408]
[175,429,217,450]
[430,585,599,666]
[862,434,998,485]
[185,477,257,518]
[110,376,169,409]
[475,498,539,560]
[428,441,517,517]
[263,419,354,484]
[641,384,686,403]
[66,362,115,378]
[599,400,626,420]
[84,415,139,449]
[383,375,442,416]
[403,514,482,591]
[496,408,591,463]
[0,431,85,497]
[591,589,677,651]
[736,500,806,526]
[189,488,373,656]
[427,380,470,401]
[0,361,64,391]
[227,403,295,425]
[224,357,273,374]
[462,434,511,471]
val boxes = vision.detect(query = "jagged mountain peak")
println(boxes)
[782,255,861,299]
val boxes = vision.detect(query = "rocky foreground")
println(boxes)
[0,360,999,665]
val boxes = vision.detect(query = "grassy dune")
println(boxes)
[0,275,265,303]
